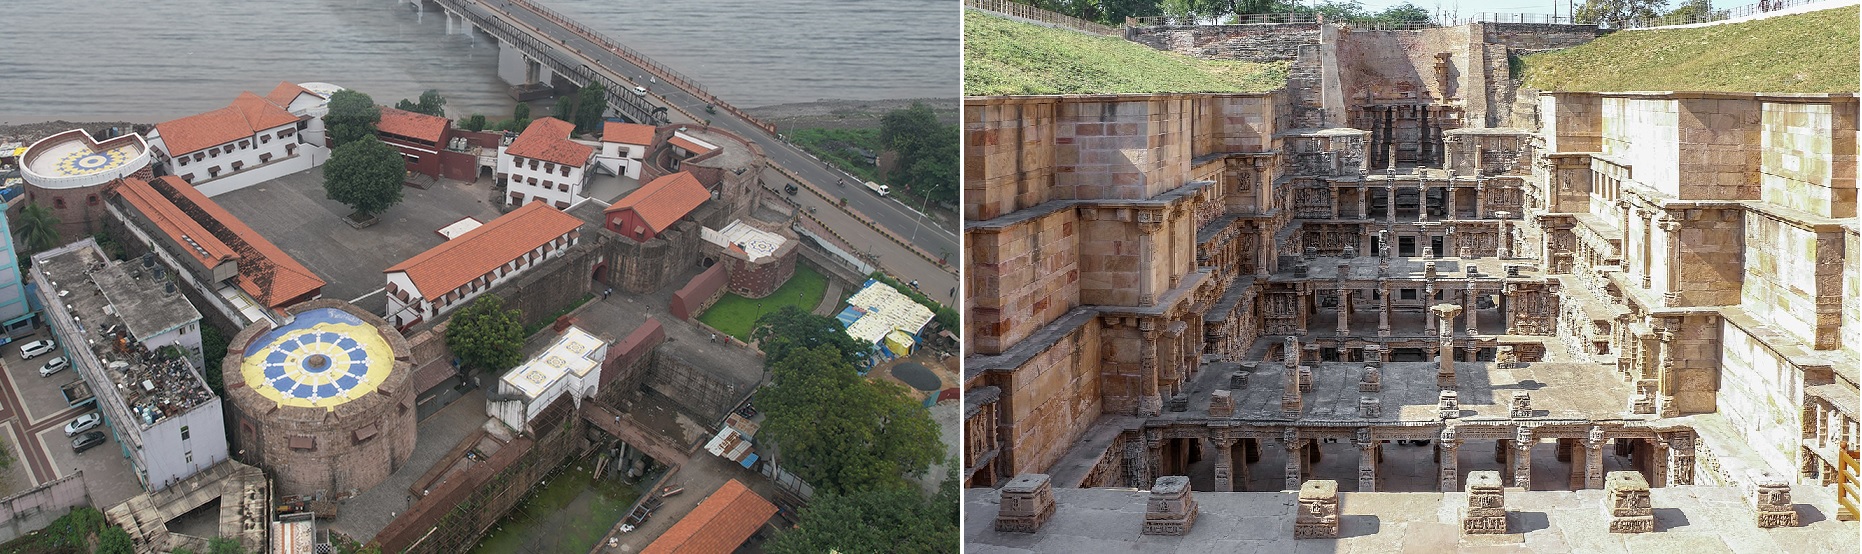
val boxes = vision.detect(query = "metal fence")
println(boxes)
[965,0,1121,35]
[1471,0,1839,29]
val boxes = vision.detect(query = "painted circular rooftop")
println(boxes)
[20,129,150,187]
[239,307,395,409]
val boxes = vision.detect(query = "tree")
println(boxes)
[1575,0,1668,28]
[201,324,230,396]
[749,306,870,367]
[574,82,608,134]
[325,89,381,147]
[207,536,249,554]
[514,101,532,122]
[322,136,405,218]
[1372,2,1431,24]
[460,114,489,132]
[1664,0,1720,23]
[763,485,958,554]
[551,95,577,124]
[755,345,941,494]
[98,527,134,554]
[13,202,60,253]
[444,294,525,374]
[415,89,448,117]
[878,103,958,204]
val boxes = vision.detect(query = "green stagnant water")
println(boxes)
[471,461,641,553]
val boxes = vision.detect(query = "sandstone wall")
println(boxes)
[1600,96,1682,196]
[1760,99,1860,218]
[1740,209,1844,349]
[965,97,1057,222]
[967,208,1080,356]
[1539,93,1602,153]
[993,318,1103,477]
[1127,24,1318,62]
[1480,23,1601,52]
[1052,96,1194,201]
[1661,205,1744,308]
[1717,314,1809,476]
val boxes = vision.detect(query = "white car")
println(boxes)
[633,85,648,96]
[38,357,69,377]
[18,339,55,360]
[63,413,100,436]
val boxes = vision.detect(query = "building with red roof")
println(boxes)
[383,201,586,330]
[640,479,776,554]
[376,107,454,178]
[148,84,332,196]
[498,117,597,209]
[604,171,710,242]
[109,176,326,323]
[598,122,657,179]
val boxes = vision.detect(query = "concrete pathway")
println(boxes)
[812,283,844,316]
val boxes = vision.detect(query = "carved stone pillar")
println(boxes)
[1432,304,1462,388]
[1138,322,1162,417]
[1336,263,1351,336]
[1358,185,1369,219]
[1513,426,1534,490]
[1212,437,1237,492]
[1137,214,1163,304]
[1583,426,1606,489]
[1377,278,1391,337]
[1650,437,1671,487]
[1444,174,1458,219]
[1656,328,1679,418]
[1386,182,1397,223]
[1284,430,1305,491]
[1296,287,1310,335]
[1356,430,1378,492]
[1473,177,1486,219]
[1439,425,1461,492]
[1667,432,1695,485]
[1464,279,1478,335]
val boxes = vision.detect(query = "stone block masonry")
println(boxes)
[1604,471,1654,533]
[1294,480,1339,539]
[1461,470,1507,534]
[1141,476,1197,536]
[996,473,1058,533]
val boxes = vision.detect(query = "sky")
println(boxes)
[1351,0,1744,16]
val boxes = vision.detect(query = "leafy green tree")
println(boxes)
[207,536,249,554]
[749,306,870,367]
[574,82,609,134]
[322,136,405,218]
[878,103,958,204]
[764,484,958,554]
[13,202,61,253]
[460,114,489,132]
[325,89,381,147]
[514,101,532,122]
[1575,0,1667,27]
[551,95,577,124]
[756,345,941,494]
[1664,0,1720,22]
[1372,2,1431,23]
[444,294,526,373]
[201,324,230,396]
[399,89,447,117]
[98,527,134,554]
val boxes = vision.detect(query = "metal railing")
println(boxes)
[1475,0,1839,29]
[965,0,1120,35]
[1129,12,1320,26]
[437,0,660,123]
[1839,441,1860,521]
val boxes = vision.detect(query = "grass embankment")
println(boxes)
[698,265,830,341]
[1521,5,1858,94]
[963,10,1288,96]
[789,128,882,184]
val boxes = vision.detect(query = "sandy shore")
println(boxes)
[743,98,958,132]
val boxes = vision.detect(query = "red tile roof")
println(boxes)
[506,117,594,167]
[602,122,656,146]
[156,92,301,156]
[385,202,584,301]
[264,82,320,108]
[667,135,715,154]
[146,175,325,309]
[604,172,709,235]
[113,177,237,268]
[377,107,450,144]
[641,479,775,554]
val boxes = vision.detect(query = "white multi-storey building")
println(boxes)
[384,202,586,330]
[147,83,331,196]
[598,121,655,180]
[498,117,596,209]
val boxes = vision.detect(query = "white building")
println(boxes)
[486,325,609,431]
[147,83,331,197]
[597,121,655,180]
[31,239,227,492]
[384,202,585,330]
[498,117,596,208]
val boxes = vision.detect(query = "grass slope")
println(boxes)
[964,10,1288,96]
[1521,6,1859,94]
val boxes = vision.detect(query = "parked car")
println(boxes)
[18,339,55,360]
[71,431,105,453]
[63,413,101,436]
[38,357,68,377]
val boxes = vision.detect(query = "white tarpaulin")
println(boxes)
[842,280,934,345]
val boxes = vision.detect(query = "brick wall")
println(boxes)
[643,353,741,422]
[1128,24,1319,62]
[670,263,728,321]
[724,246,797,299]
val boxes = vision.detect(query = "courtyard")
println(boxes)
[695,265,831,341]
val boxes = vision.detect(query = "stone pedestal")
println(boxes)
[1749,471,1799,528]
[1461,470,1508,534]
[1510,391,1532,418]
[1604,471,1655,533]
[1295,480,1340,539]
[1358,396,1382,418]
[1438,390,1460,419]
[995,474,1057,533]
[1209,390,1235,418]
[1141,476,1198,536]
[1297,366,1314,393]
[1359,366,1381,392]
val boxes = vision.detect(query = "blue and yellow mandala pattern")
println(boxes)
[52,146,135,177]
[240,308,395,409]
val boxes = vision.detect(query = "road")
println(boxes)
[459,0,958,302]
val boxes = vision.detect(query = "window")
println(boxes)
[555,201,569,209]
[542,180,553,190]
[53,198,65,209]
[1400,289,1417,300]
[177,157,187,167]
[209,166,222,178]
[181,426,190,440]
[260,135,270,144]
[231,161,244,171]
[238,140,249,149]
[182,174,194,182]
[192,152,204,162]
[545,162,555,173]
[259,153,272,163]
[529,159,539,170]
[86,195,98,206]
[560,166,571,177]
[510,192,525,204]
[185,451,193,464]
[558,182,569,192]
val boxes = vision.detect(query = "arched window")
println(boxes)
[53,197,65,209]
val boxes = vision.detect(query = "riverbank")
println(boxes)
[744,98,958,133]
[0,120,148,148]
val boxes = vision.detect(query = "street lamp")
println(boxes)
[907,190,935,244]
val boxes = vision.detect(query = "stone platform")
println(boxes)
[965,485,1855,553]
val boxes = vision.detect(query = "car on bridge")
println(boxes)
[633,85,648,96]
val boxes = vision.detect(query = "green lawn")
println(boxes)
[1521,6,1858,94]
[470,463,639,554]
[790,127,883,184]
[964,10,1288,96]
[698,265,830,341]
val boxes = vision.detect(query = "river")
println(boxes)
[0,0,957,123]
